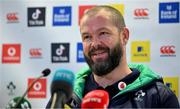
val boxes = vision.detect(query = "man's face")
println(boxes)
[80,13,123,76]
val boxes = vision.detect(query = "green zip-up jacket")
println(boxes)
[70,63,179,108]
[46,64,179,108]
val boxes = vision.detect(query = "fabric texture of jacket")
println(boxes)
[69,63,179,108]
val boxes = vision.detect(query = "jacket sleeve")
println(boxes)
[156,82,180,108]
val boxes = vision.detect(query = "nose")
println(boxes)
[90,36,101,49]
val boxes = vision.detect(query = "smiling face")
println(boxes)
[80,10,124,76]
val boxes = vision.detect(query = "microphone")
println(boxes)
[42,68,51,77]
[6,97,31,109]
[8,68,51,108]
[50,69,75,109]
[81,90,109,109]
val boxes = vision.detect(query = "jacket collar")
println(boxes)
[74,63,161,100]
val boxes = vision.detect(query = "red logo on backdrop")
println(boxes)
[29,48,42,58]
[2,44,21,63]
[28,78,46,98]
[79,5,95,25]
[6,12,19,23]
[134,8,149,19]
[160,45,176,57]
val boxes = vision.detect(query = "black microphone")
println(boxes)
[11,68,51,108]
[50,69,75,108]
[42,68,51,77]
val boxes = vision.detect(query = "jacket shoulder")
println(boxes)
[154,81,179,108]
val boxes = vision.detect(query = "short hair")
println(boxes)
[82,5,126,31]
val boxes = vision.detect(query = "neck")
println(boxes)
[93,57,131,88]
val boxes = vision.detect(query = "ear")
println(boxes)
[121,27,129,45]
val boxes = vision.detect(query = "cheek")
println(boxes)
[109,39,121,51]
[82,43,89,55]
[104,38,118,48]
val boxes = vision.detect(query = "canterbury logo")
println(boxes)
[160,46,175,54]
[134,8,149,17]
[29,48,42,57]
[6,13,18,21]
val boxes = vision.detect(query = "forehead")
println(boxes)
[80,12,115,32]
[80,10,110,24]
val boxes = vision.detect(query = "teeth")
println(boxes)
[95,52,103,55]
[93,51,105,55]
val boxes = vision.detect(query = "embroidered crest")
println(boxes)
[134,90,146,102]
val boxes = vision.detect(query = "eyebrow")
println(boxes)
[81,27,110,35]
[96,27,110,32]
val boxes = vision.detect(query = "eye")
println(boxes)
[82,34,91,42]
[100,31,109,35]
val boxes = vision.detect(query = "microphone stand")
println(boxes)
[14,75,44,108]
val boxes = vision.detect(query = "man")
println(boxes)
[47,6,179,108]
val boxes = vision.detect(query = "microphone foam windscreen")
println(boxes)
[51,69,75,99]
[81,90,109,109]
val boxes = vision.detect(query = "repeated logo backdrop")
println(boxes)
[0,0,179,108]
